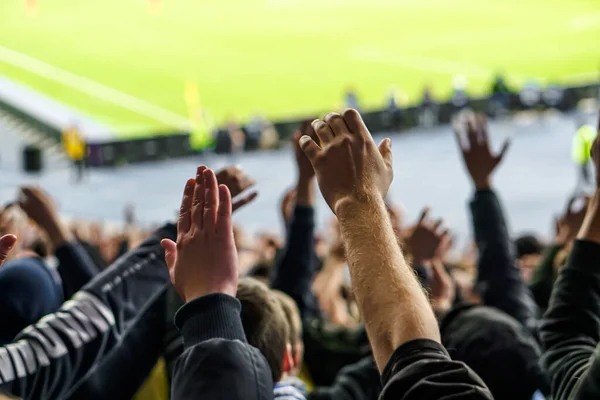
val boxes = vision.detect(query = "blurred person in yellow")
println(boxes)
[572,120,597,194]
[62,123,87,183]
[185,81,215,152]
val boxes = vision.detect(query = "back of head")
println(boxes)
[0,257,63,344]
[237,277,289,383]
[441,305,545,400]
[272,290,303,365]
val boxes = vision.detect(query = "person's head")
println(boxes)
[272,290,303,374]
[0,257,63,344]
[441,305,547,400]
[514,234,544,283]
[236,277,292,383]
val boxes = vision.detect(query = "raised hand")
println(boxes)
[299,109,393,213]
[555,196,589,245]
[18,187,72,248]
[0,234,17,268]
[405,208,449,265]
[280,187,297,224]
[215,165,258,212]
[162,166,239,302]
[454,114,510,189]
[294,120,318,180]
[428,258,456,317]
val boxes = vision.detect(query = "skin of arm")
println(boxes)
[336,196,440,371]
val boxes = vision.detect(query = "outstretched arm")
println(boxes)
[453,115,538,329]
[164,167,273,400]
[301,110,492,399]
[542,117,600,399]
[272,121,320,318]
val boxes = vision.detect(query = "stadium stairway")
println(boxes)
[0,108,68,169]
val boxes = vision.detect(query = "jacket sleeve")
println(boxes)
[470,189,539,330]
[309,356,381,400]
[54,240,101,299]
[379,339,493,400]
[171,294,274,400]
[541,240,600,400]
[271,205,320,318]
[0,223,176,400]
[529,244,562,312]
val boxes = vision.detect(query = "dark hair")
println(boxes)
[514,234,544,258]
[441,305,545,400]
[237,278,289,383]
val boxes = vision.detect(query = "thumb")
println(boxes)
[161,239,177,270]
[497,139,511,162]
[299,135,320,163]
[0,234,17,268]
[378,138,393,169]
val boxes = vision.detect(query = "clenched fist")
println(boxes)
[299,109,393,214]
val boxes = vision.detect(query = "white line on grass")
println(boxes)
[0,45,190,130]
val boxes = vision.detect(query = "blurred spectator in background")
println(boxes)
[519,80,542,110]
[246,113,280,151]
[62,122,87,183]
[419,84,438,128]
[189,107,216,153]
[228,118,246,154]
[489,73,511,117]
[572,120,598,194]
[450,75,470,114]
[344,87,360,111]
[381,86,406,132]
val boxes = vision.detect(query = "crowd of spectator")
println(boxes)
[0,108,600,399]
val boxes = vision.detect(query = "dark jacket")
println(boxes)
[529,243,563,312]
[309,356,380,400]
[541,240,600,399]
[55,240,101,299]
[470,189,540,333]
[271,205,370,386]
[379,339,493,399]
[0,223,176,400]
[171,294,273,400]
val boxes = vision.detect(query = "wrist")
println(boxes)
[296,177,314,206]
[335,193,383,218]
[45,222,73,249]
[473,177,491,190]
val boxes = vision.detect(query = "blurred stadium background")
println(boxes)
[0,0,599,236]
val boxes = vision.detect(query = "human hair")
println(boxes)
[272,290,302,350]
[236,277,289,383]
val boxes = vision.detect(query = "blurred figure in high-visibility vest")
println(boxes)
[572,122,597,194]
[62,124,87,183]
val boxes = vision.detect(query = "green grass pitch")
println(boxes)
[0,0,599,138]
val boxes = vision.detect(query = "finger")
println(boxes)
[312,119,335,145]
[0,234,17,268]
[299,135,321,164]
[160,239,177,270]
[341,108,371,140]
[497,139,511,162]
[192,165,207,229]
[466,116,479,149]
[217,185,233,234]
[178,179,196,235]
[232,191,258,213]
[203,169,219,229]
[566,196,576,214]
[302,118,320,146]
[433,219,443,231]
[452,125,466,153]
[418,207,430,225]
[324,112,350,137]
[476,114,489,147]
[378,138,393,170]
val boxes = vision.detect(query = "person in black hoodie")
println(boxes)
[541,112,600,399]
[444,113,548,399]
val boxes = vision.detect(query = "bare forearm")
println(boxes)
[296,175,315,206]
[336,197,440,371]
